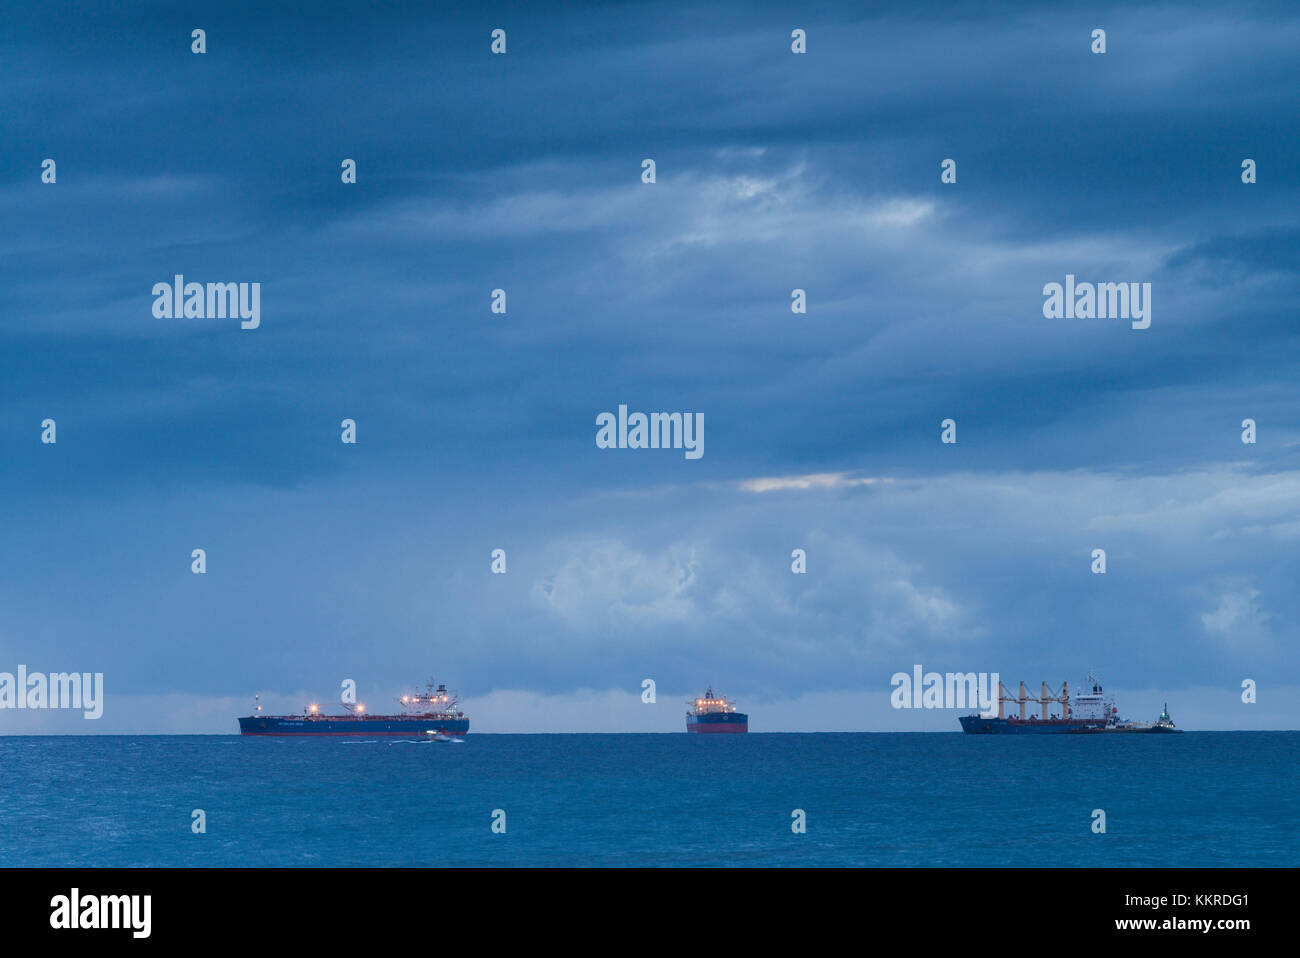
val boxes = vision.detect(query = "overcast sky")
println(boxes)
[2,1,1298,731]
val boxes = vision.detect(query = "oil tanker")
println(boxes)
[686,688,748,733]
[238,680,469,737]
[959,674,1182,734]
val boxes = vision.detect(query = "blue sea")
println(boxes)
[2,733,1295,867]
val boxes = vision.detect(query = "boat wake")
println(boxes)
[386,738,465,745]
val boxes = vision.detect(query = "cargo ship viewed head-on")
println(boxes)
[238,678,470,737]
[686,687,748,733]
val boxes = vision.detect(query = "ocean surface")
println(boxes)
[1,733,1295,867]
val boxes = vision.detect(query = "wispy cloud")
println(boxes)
[738,472,890,493]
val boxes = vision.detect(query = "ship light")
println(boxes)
[357,704,365,713]
[309,704,318,714]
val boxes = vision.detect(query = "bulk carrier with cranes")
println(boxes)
[959,673,1182,734]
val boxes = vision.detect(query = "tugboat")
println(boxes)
[1071,701,1184,734]
[1109,702,1184,734]
[686,688,748,733]
[238,679,470,736]
[1154,703,1179,730]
